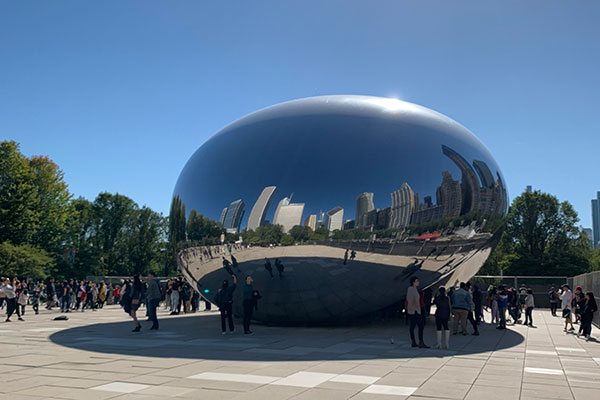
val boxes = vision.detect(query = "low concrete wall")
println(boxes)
[573,270,600,327]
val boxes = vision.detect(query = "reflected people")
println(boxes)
[171,95,508,324]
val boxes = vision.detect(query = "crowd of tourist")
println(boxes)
[2,269,597,345]
[405,278,598,349]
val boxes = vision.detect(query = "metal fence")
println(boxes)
[573,270,600,328]
[471,275,569,309]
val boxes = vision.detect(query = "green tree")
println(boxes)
[28,156,72,252]
[280,234,294,246]
[128,207,165,275]
[0,242,54,279]
[0,141,39,245]
[485,190,590,276]
[289,225,311,242]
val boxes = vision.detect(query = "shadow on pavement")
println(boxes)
[49,311,525,362]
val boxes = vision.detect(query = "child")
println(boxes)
[18,289,28,317]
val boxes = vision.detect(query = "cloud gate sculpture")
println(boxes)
[172,95,508,324]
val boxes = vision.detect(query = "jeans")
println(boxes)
[499,306,507,328]
[243,300,254,333]
[61,295,70,312]
[220,303,234,332]
[550,302,558,316]
[408,313,424,343]
[524,307,533,326]
[147,298,159,328]
[170,292,179,312]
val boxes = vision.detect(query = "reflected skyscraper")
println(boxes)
[390,183,416,229]
[356,192,374,228]
[219,207,227,225]
[273,195,304,233]
[222,199,245,233]
[304,214,317,231]
[247,186,276,231]
[326,206,344,231]
[437,171,462,218]
[442,145,481,214]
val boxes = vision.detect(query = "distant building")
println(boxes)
[343,220,355,230]
[526,185,532,193]
[390,183,415,229]
[222,199,245,233]
[326,207,344,231]
[247,186,276,231]
[356,192,375,228]
[583,228,594,247]
[219,207,227,225]
[304,214,317,231]
[593,192,600,248]
[274,202,305,233]
[317,211,326,229]
[366,207,391,230]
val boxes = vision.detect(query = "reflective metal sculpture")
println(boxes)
[172,95,508,324]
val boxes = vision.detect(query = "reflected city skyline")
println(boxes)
[211,144,507,235]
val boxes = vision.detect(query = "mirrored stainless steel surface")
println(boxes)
[172,95,508,324]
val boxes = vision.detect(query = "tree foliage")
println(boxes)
[0,141,167,279]
[482,190,594,276]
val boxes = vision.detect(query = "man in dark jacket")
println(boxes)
[215,274,237,334]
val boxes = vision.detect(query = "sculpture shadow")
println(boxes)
[49,312,524,362]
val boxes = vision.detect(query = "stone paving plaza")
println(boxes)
[1,305,599,400]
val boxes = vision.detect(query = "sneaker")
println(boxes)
[472,332,480,336]
[222,332,227,335]
[132,326,141,332]
[18,318,24,321]
[228,331,234,335]
[568,327,575,331]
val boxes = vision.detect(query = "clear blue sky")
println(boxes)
[1,1,599,227]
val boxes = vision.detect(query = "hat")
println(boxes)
[576,286,582,292]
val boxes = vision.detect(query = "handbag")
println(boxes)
[131,298,140,305]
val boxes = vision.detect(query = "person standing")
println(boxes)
[17,288,28,316]
[215,275,237,334]
[264,258,274,278]
[523,289,535,327]
[146,272,162,330]
[60,281,71,313]
[275,258,284,278]
[1,278,21,322]
[433,286,451,349]
[46,278,55,310]
[97,281,106,308]
[496,285,508,329]
[580,292,597,341]
[242,275,256,335]
[465,282,479,336]
[560,284,575,332]
[129,275,144,332]
[451,282,471,335]
[548,287,558,316]
[406,276,429,348]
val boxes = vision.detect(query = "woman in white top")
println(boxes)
[0,278,21,322]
